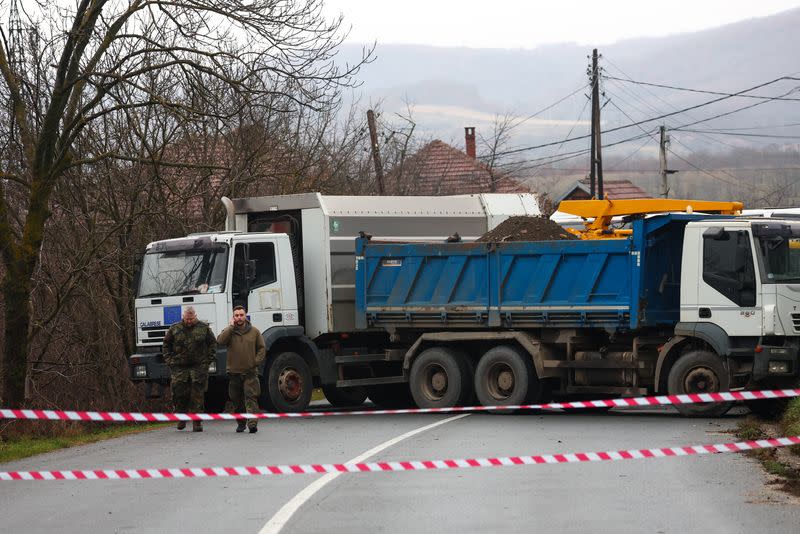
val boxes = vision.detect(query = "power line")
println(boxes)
[605,75,800,102]
[690,123,800,131]
[602,58,758,151]
[666,147,741,188]
[515,83,591,127]
[492,75,800,158]
[493,131,654,171]
[475,82,590,160]
[669,84,800,131]
[605,96,660,143]
[516,84,593,176]
[673,129,800,139]
[609,130,654,167]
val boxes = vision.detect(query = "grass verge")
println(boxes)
[781,398,800,456]
[736,397,800,498]
[0,423,166,464]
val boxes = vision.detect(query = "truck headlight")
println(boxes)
[208,361,217,374]
[133,365,148,378]
[768,361,790,374]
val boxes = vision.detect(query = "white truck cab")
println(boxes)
[135,232,297,344]
[672,218,800,393]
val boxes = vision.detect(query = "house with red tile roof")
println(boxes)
[388,127,529,195]
[553,179,652,204]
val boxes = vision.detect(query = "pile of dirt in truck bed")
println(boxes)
[477,216,578,242]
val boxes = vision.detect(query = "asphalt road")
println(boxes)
[2,405,798,533]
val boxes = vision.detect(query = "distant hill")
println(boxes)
[339,8,800,155]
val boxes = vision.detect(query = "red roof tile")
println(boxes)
[388,140,528,195]
[558,179,652,202]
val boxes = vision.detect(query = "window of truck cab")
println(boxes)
[137,243,228,298]
[231,241,277,308]
[752,221,800,284]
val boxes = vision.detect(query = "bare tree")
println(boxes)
[0,0,370,406]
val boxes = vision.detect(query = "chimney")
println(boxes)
[464,127,476,159]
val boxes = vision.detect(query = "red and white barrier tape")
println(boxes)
[1,388,798,423]
[2,435,798,481]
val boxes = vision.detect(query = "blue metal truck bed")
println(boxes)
[356,214,714,331]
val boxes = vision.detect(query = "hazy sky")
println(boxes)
[324,1,800,49]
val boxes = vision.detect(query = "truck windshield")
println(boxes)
[756,236,800,282]
[138,246,228,297]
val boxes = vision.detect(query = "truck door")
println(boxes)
[697,227,761,335]
[231,240,285,332]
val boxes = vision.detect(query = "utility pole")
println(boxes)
[659,125,677,198]
[588,51,596,199]
[367,109,385,195]
[589,48,604,199]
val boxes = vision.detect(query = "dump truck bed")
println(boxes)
[356,214,712,331]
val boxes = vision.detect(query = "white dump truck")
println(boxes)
[128,193,540,411]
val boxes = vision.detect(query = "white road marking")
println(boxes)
[258,413,471,534]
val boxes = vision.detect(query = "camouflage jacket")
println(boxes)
[162,320,217,368]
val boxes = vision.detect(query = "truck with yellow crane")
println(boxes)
[356,198,800,416]
[129,194,800,416]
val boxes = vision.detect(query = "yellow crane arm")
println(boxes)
[558,198,744,239]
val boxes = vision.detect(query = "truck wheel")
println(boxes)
[322,385,368,407]
[264,352,313,412]
[367,384,416,409]
[667,350,733,417]
[410,347,467,408]
[474,345,534,408]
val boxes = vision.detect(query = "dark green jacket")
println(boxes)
[162,320,217,368]
[217,322,266,374]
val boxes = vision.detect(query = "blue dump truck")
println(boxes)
[131,195,799,416]
[356,201,800,416]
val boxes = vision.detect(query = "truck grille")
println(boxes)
[792,313,800,332]
[141,328,169,344]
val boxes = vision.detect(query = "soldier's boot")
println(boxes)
[192,421,203,432]
[177,421,187,430]
[236,420,246,433]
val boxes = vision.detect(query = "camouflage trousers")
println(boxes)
[228,371,261,429]
[170,365,209,414]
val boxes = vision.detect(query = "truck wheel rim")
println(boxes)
[421,363,448,400]
[683,366,719,394]
[278,368,303,402]
[486,362,514,400]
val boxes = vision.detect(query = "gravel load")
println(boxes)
[477,216,578,242]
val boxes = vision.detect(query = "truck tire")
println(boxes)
[263,352,313,412]
[322,385,368,408]
[367,384,416,409]
[474,345,535,408]
[667,350,733,418]
[410,347,468,408]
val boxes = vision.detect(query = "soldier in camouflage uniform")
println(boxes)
[217,306,266,433]
[162,306,217,432]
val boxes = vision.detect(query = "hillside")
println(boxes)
[339,8,800,154]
